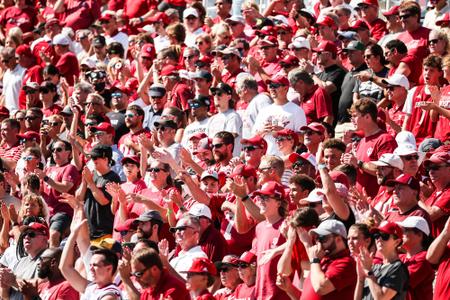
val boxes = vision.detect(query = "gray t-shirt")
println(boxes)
[9,252,43,300]
[362,260,409,300]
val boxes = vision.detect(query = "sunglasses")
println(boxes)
[125,113,136,118]
[426,164,447,172]
[399,14,413,20]
[52,147,65,153]
[196,41,204,45]
[213,91,224,97]
[185,54,197,60]
[23,231,44,239]
[429,39,441,45]
[212,143,224,149]
[25,89,38,95]
[156,126,170,132]
[317,235,332,243]
[276,136,292,142]
[403,154,419,161]
[147,167,165,173]
[222,55,233,60]
[23,156,36,161]
[277,31,288,35]
[292,161,305,169]
[258,166,272,172]
[220,267,232,272]
[39,88,50,94]
[85,122,97,126]
[131,271,144,278]
[373,232,391,241]
[364,54,375,59]
[25,116,38,121]
[237,263,249,268]
[244,146,259,152]
[50,122,61,126]
[111,92,123,98]
[189,102,204,109]
[171,225,193,232]
[268,83,284,89]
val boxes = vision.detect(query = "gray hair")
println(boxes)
[288,68,314,86]
[74,81,94,94]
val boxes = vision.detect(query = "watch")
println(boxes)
[311,258,320,264]
[241,195,250,202]
[357,160,364,169]
[43,176,50,182]
[367,270,374,277]
[318,163,327,170]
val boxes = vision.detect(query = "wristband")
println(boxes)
[311,258,320,264]
[367,270,374,276]
[318,163,327,170]
[357,160,364,169]
[241,195,250,202]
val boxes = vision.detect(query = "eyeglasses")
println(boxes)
[429,39,441,45]
[111,92,123,98]
[276,136,292,142]
[403,154,419,161]
[399,14,413,20]
[186,16,197,20]
[23,231,44,239]
[364,54,375,59]
[373,232,391,241]
[85,122,97,126]
[125,113,136,118]
[25,116,38,121]
[212,143,224,149]
[52,147,65,153]
[426,164,448,172]
[268,83,284,89]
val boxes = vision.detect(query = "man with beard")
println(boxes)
[210,131,235,174]
[19,248,79,299]
[119,105,151,156]
[298,219,357,300]
[132,210,163,243]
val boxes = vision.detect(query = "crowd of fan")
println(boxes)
[0,0,449,299]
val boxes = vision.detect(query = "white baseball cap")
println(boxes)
[310,219,347,238]
[394,143,426,164]
[52,33,71,45]
[183,7,199,19]
[395,131,416,146]
[200,170,218,181]
[289,37,311,50]
[397,216,430,236]
[306,188,325,203]
[372,153,404,170]
[382,74,410,90]
[189,203,212,219]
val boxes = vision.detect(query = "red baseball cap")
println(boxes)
[424,151,450,167]
[266,75,289,86]
[383,5,399,17]
[258,36,278,47]
[0,106,9,117]
[237,251,257,264]
[436,12,450,27]
[280,55,299,66]
[140,43,155,59]
[316,170,350,189]
[99,11,116,22]
[371,221,403,238]
[21,222,49,238]
[256,26,276,36]
[189,132,208,141]
[16,45,33,57]
[288,152,317,168]
[183,257,217,275]
[312,41,337,55]
[274,129,299,146]
[241,135,267,152]
[114,218,137,232]
[148,12,169,25]
[193,137,212,155]
[349,20,369,31]
[300,122,326,134]
[160,65,178,77]
[230,164,257,179]
[315,15,335,28]
[45,18,64,29]
[253,181,286,201]
[92,122,115,136]
[358,0,379,7]
[121,155,140,165]
[386,174,420,191]
[17,131,40,143]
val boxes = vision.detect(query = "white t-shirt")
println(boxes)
[2,64,26,114]
[252,102,307,156]
[182,118,210,149]
[154,35,171,53]
[170,245,207,279]
[185,27,205,48]
[242,93,272,139]
[81,282,123,300]
[106,31,129,58]
[207,109,243,157]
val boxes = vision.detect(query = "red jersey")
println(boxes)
[434,244,450,300]
[57,0,101,31]
[140,269,190,300]
[0,6,37,34]
[435,85,450,141]
[19,65,43,110]
[399,251,434,300]
[355,130,397,197]
[301,85,333,123]
[42,104,63,117]
[404,86,437,144]
[118,128,152,156]
[252,218,289,300]
[300,249,357,300]
[424,186,450,238]
[397,27,430,61]
[222,68,245,91]
[368,18,387,41]
[56,52,80,86]
[38,279,79,300]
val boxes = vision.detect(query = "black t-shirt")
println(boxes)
[317,64,347,121]
[338,64,368,123]
[106,110,129,144]
[323,205,356,232]
[362,260,409,300]
[84,170,121,239]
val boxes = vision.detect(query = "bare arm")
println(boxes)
[277,226,296,276]
[53,0,66,13]
[319,167,350,220]
[426,216,450,264]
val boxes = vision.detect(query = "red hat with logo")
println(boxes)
[21,222,49,238]
[371,221,403,237]
[189,132,208,141]
[230,164,258,179]
[237,251,257,264]
[266,75,290,86]
[316,15,335,28]
[288,152,317,169]
[300,122,326,135]
[436,12,450,27]
[256,26,276,37]
[92,122,115,136]
[383,5,399,17]
[358,0,379,7]
[349,19,369,31]
[274,129,299,146]
[253,181,286,201]
[241,135,267,152]
[312,41,337,55]
[140,43,156,59]
[280,55,300,67]
[148,12,170,25]
[99,11,116,22]
[160,65,178,76]
[258,36,278,47]
[386,174,420,191]
[121,155,140,165]
[17,131,40,143]
[183,257,217,275]
[423,151,450,167]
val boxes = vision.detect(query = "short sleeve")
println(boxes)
[326,257,357,291]
[403,87,417,115]
[377,261,409,293]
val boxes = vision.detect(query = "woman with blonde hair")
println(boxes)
[428,29,449,57]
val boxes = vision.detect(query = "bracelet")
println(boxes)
[357,160,364,169]
[311,258,320,264]
[241,195,250,202]
[318,163,327,170]
[139,17,144,23]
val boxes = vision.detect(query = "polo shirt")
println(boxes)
[424,186,450,238]
[170,245,207,279]
[301,85,333,124]
[399,251,434,300]
[140,269,190,300]
[385,205,432,230]
[301,249,356,300]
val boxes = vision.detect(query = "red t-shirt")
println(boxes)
[388,54,422,87]
[43,163,81,217]
[261,60,282,77]
[385,205,432,230]
[38,279,79,300]
[169,82,195,111]
[140,269,190,300]
[435,85,450,141]
[124,0,157,19]
[19,65,43,110]
[234,283,255,300]
[0,6,37,34]
[355,130,397,197]
[368,18,387,41]
[220,209,256,256]
[252,218,289,300]
[300,249,357,300]
[424,186,450,238]
[397,26,430,61]
[399,251,434,300]
[301,85,333,123]
[56,52,80,86]
[57,0,101,31]
[434,244,450,300]
[42,104,63,117]
[222,68,245,91]
[405,86,437,144]
[199,225,229,263]
[118,128,152,156]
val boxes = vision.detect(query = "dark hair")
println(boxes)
[367,44,387,65]
[231,38,250,51]
[135,239,160,252]
[350,98,378,122]
[399,1,421,23]
[349,223,374,249]
[423,54,443,70]
[322,138,346,153]
[92,248,119,274]
[27,107,44,119]
[166,23,186,44]
[160,47,180,62]
[107,42,125,57]
[24,146,42,158]
[2,118,21,131]
[132,248,163,271]
[289,69,314,85]
[52,139,72,152]
[290,207,320,228]
[85,114,106,124]
[43,64,60,76]
[289,174,316,193]
[334,164,357,185]
[190,2,207,21]
[127,105,145,117]
[214,131,235,150]
[321,121,334,138]
[386,39,408,55]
